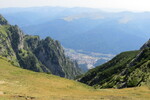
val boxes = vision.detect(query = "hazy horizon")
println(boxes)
[0,0,150,12]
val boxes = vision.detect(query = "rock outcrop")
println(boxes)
[0,14,81,79]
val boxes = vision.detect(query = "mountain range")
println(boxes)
[0,7,150,54]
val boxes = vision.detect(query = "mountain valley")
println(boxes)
[65,48,115,72]
[0,6,150,100]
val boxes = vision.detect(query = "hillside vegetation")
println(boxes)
[79,40,150,88]
[0,57,150,100]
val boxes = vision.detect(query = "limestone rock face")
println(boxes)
[0,15,81,79]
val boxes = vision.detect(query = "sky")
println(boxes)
[0,0,150,12]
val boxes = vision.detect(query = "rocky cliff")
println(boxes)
[0,15,81,79]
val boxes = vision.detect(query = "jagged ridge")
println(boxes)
[0,14,81,79]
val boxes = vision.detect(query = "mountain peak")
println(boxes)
[140,39,150,50]
[0,15,8,25]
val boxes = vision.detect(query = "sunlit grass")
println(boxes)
[0,57,150,100]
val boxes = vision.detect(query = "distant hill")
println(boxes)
[78,39,150,88]
[0,14,81,79]
[0,7,150,54]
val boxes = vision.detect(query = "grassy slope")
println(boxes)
[0,57,150,100]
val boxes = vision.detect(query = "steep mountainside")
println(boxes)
[78,40,150,88]
[0,15,81,79]
[140,39,150,49]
